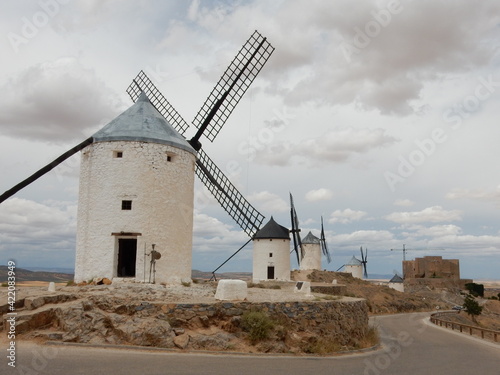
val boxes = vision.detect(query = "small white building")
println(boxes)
[252,217,290,282]
[388,274,405,292]
[345,256,363,279]
[300,231,321,271]
[75,93,197,284]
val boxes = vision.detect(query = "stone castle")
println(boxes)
[403,256,472,289]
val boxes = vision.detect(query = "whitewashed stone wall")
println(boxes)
[388,282,405,292]
[252,238,290,282]
[345,264,363,279]
[75,141,195,284]
[300,243,322,270]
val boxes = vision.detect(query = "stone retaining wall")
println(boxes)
[165,298,368,346]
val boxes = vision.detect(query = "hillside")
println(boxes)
[0,266,73,283]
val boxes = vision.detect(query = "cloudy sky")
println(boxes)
[1,0,499,280]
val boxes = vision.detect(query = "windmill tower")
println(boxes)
[344,247,368,279]
[75,93,197,284]
[252,217,291,282]
[300,232,321,270]
[344,256,363,279]
[0,31,274,284]
[300,217,331,271]
[388,273,404,292]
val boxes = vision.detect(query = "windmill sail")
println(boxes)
[195,148,264,237]
[190,30,275,144]
[289,193,304,265]
[360,247,368,278]
[320,216,332,263]
[0,137,94,204]
[125,32,273,239]
[126,70,190,135]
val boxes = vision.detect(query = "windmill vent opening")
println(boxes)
[114,151,123,158]
[166,152,176,162]
[269,253,273,257]
[121,200,132,210]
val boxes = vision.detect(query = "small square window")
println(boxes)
[114,151,123,158]
[121,200,132,210]
[166,152,175,162]
[269,253,273,258]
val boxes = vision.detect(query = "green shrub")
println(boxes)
[241,311,274,343]
[181,281,191,287]
[465,283,484,297]
[463,294,483,322]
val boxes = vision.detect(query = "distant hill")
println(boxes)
[191,270,252,281]
[0,266,73,283]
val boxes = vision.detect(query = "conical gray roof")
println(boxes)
[302,231,320,244]
[346,256,362,266]
[92,92,196,155]
[253,217,290,240]
[389,274,404,283]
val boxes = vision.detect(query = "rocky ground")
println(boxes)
[2,271,498,354]
[1,280,371,354]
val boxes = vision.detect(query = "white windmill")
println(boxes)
[341,247,368,279]
[252,217,291,282]
[0,31,275,285]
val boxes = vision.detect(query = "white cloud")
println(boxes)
[0,198,77,267]
[256,127,396,166]
[331,230,394,244]
[394,199,414,207]
[446,186,500,205]
[247,191,288,214]
[329,208,367,224]
[385,206,462,224]
[305,188,333,202]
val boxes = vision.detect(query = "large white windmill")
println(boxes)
[0,31,274,285]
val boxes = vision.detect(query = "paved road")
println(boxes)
[6,312,499,375]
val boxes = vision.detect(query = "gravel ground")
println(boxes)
[1,280,347,306]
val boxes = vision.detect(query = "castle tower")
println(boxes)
[345,256,363,279]
[252,217,290,282]
[75,93,197,284]
[300,231,321,271]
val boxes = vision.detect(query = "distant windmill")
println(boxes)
[340,246,368,279]
[287,194,332,270]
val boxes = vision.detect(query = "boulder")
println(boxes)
[214,279,247,301]
[294,281,311,295]
[174,333,190,349]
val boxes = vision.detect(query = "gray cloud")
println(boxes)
[0,58,124,143]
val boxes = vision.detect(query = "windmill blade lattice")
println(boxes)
[289,193,304,265]
[191,30,275,143]
[320,216,332,263]
[126,70,190,135]
[196,148,264,237]
[360,247,368,278]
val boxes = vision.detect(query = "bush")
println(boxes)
[463,294,483,322]
[465,283,484,297]
[241,311,274,343]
